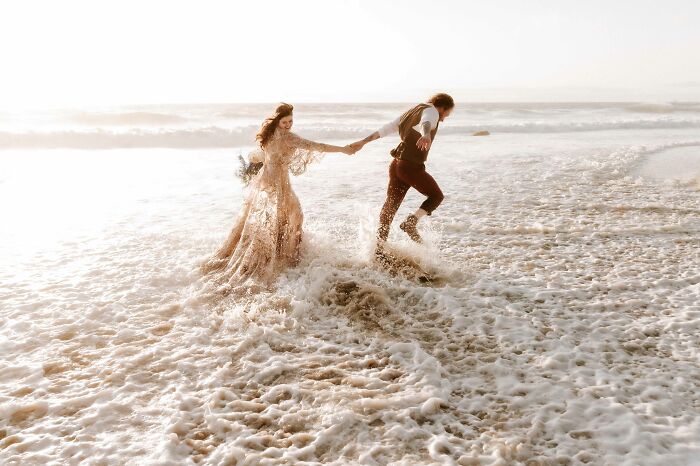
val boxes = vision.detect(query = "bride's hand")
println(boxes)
[342,145,357,155]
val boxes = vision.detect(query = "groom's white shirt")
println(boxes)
[376,104,439,138]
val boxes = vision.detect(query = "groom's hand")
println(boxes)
[416,136,432,151]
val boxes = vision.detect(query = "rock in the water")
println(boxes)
[472,130,490,136]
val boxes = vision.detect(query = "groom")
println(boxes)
[350,93,454,250]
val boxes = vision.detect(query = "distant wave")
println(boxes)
[623,102,700,114]
[1,119,700,149]
[475,118,700,133]
[217,110,388,120]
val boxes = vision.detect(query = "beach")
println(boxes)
[1,102,699,465]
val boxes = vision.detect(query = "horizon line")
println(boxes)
[5,99,700,111]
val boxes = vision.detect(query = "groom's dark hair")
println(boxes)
[428,93,454,109]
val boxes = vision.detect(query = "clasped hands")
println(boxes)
[342,140,365,155]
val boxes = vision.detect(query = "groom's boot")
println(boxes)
[374,227,397,267]
[400,214,423,243]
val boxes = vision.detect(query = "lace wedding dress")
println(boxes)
[201,128,329,287]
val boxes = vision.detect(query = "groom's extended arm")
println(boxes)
[349,131,379,151]
[350,106,438,152]
[349,115,401,152]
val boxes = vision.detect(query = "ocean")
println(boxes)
[1,102,699,465]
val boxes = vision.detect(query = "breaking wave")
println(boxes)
[622,102,700,114]
[2,118,700,149]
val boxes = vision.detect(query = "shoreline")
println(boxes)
[634,145,700,185]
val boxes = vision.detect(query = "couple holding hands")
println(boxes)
[201,93,455,287]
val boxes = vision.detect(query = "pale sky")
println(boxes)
[1,0,699,108]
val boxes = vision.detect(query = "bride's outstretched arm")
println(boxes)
[314,142,355,155]
[288,133,355,155]
[305,140,352,154]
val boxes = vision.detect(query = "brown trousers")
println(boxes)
[378,158,444,241]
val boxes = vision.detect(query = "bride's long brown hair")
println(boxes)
[256,103,293,148]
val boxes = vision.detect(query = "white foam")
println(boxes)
[1,118,700,464]
[633,144,700,188]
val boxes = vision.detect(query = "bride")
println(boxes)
[200,103,355,288]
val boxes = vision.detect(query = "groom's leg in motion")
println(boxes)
[378,159,410,243]
[398,164,444,242]
[414,170,444,215]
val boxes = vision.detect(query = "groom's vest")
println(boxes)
[390,103,440,164]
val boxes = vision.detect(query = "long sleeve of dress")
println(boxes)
[285,132,328,176]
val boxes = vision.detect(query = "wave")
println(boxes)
[639,140,700,155]
[1,119,700,149]
[623,102,700,114]
[479,118,700,133]
[624,103,676,114]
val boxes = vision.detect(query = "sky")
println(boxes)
[1,0,699,108]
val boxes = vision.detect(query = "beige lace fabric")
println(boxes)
[201,128,328,287]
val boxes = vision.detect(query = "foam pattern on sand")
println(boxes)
[1,136,699,465]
